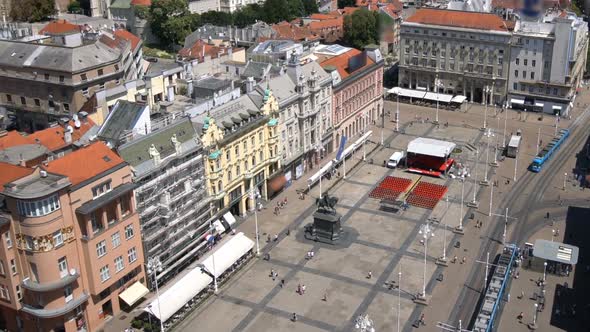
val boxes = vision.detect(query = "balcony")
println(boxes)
[22,271,80,292]
[21,292,89,318]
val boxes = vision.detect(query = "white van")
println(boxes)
[387,151,405,168]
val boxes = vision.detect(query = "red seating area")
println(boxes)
[369,176,412,201]
[407,181,448,209]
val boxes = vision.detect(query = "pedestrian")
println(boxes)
[286,228,291,236]
[302,284,306,294]
[367,271,373,279]
[452,256,457,264]
[310,251,315,258]
[297,284,302,295]
[420,313,426,326]
[292,313,298,322]
[507,293,511,302]
[284,197,288,206]
[517,312,524,322]
[267,234,271,243]
[519,291,524,299]
[280,279,285,287]
[461,257,466,264]
[323,292,328,301]
[274,234,279,242]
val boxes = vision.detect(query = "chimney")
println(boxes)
[246,77,255,93]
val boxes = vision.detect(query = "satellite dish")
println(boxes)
[69,268,76,276]
[74,120,81,128]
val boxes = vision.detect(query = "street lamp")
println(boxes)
[418,222,434,300]
[397,270,402,332]
[147,257,165,332]
[468,150,480,207]
[543,261,548,282]
[532,303,539,327]
[563,173,567,191]
[434,74,443,124]
[396,93,400,132]
[437,196,449,266]
[454,178,465,234]
[249,180,261,256]
[207,220,219,293]
[483,85,492,130]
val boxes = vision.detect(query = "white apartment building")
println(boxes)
[507,10,588,115]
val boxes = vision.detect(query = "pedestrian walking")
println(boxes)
[302,284,306,294]
[284,197,288,206]
[367,271,373,279]
[517,312,524,322]
[274,234,279,242]
[323,292,328,301]
[297,284,302,295]
[461,257,466,264]
[280,279,285,287]
[420,313,426,326]
[267,234,271,243]
[452,256,457,263]
[292,313,298,322]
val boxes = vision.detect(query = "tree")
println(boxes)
[302,0,319,15]
[149,0,193,48]
[10,0,56,22]
[263,0,290,23]
[201,10,233,26]
[67,0,81,13]
[233,4,262,28]
[287,0,305,20]
[337,0,355,8]
[343,9,378,50]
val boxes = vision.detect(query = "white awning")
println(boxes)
[308,160,334,185]
[451,95,467,103]
[389,87,426,99]
[511,98,525,105]
[407,137,456,158]
[222,212,237,227]
[144,232,254,322]
[423,92,453,103]
[387,87,400,95]
[416,86,427,91]
[535,102,544,107]
[119,281,149,306]
[552,105,562,110]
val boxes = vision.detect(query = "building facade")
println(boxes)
[117,117,213,286]
[263,53,333,180]
[0,31,134,132]
[507,11,588,115]
[399,9,512,104]
[0,142,146,332]
[196,89,281,217]
[319,46,384,148]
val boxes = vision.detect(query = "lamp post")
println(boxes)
[209,219,219,294]
[249,181,261,256]
[503,102,508,147]
[503,207,508,244]
[532,303,539,327]
[397,270,402,332]
[454,179,465,234]
[395,93,401,132]
[489,180,493,217]
[418,221,434,301]
[435,74,443,124]
[481,133,490,186]
[436,196,449,266]
[536,127,541,155]
[563,172,567,191]
[543,261,548,282]
[514,153,518,182]
[147,257,165,332]
[483,85,492,130]
[468,149,479,207]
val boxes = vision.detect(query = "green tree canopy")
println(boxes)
[263,0,290,23]
[302,0,319,15]
[337,0,355,8]
[343,9,379,50]
[149,0,196,48]
[10,0,56,22]
[201,10,233,26]
[233,4,263,28]
[67,0,81,13]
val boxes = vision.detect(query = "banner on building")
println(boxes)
[336,135,347,161]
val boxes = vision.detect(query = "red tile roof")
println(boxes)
[114,29,142,51]
[310,13,340,20]
[320,48,375,80]
[405,9,511,32]
[380,3,401,19]
[178,39,233,61]
[309,17,343,30]
[0,119,95,153]
[45,142,125,187]
[271,22,321,42]
[39,19,80,35]
[131,0,151,5]
[0,162,33,191]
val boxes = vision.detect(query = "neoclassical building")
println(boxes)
[195,88,281,217]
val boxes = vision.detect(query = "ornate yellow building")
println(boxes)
[196,88,280,216]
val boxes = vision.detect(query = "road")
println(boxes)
[447,106,590,327]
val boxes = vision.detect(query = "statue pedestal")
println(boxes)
[309,211,342,244]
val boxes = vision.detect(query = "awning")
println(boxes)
[511,98,525,105]
[533,239,579,265]
[423,92,453,103]
[389,87,426,99]
[144,232,254,322]
[407,137,456,158]
[451,95,467,103]
[119,281,149,306]
[222,212,237,227]
[308,160,334,185]
[552,105,562,110]
[535,102,544,107]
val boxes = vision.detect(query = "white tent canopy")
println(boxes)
[451,95,467,103]
[424,92,453,103]
[387,87,426,99]
[144,232,254,322]
[407,137,456,158]
[511,98,525,105]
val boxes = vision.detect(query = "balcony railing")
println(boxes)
[22,271,80,292]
